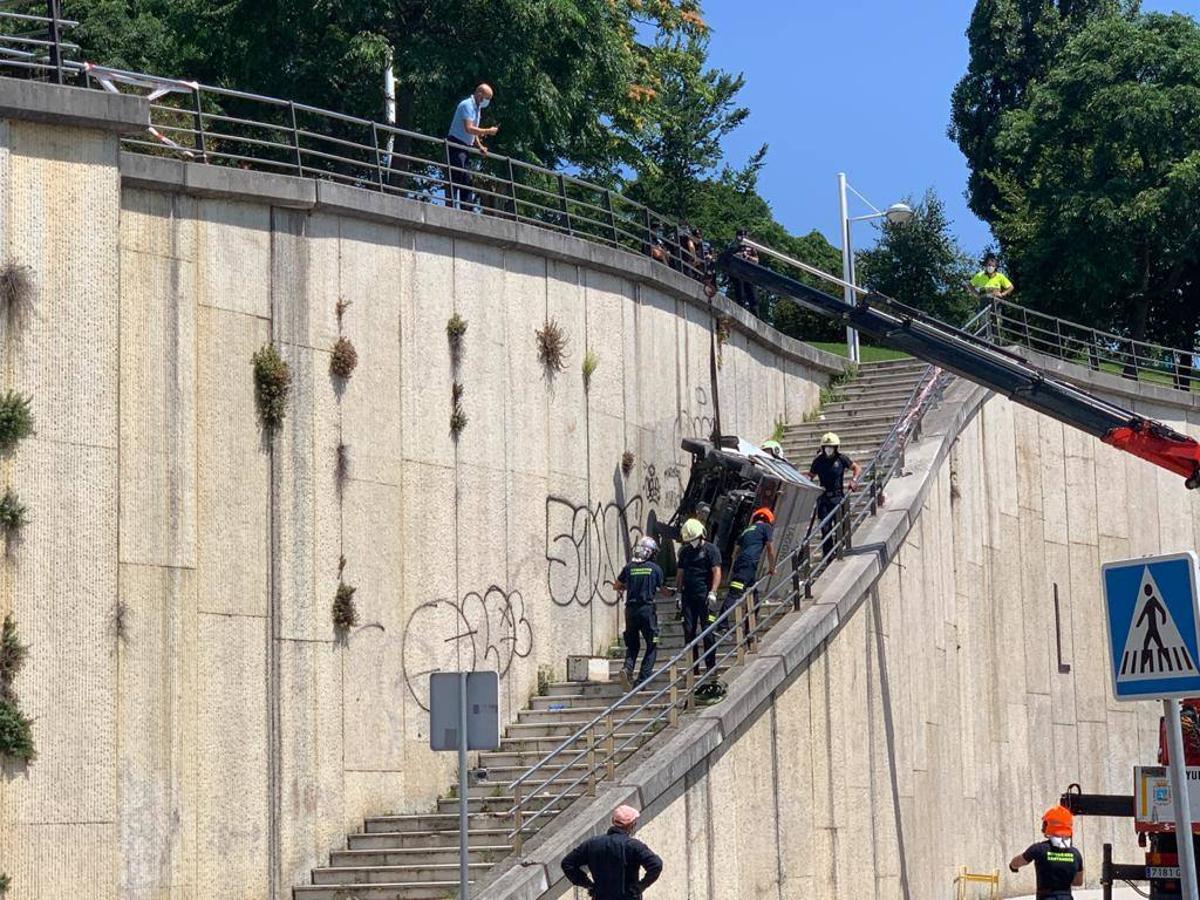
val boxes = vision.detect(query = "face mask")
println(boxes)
[479,98,490,109]
[688,538,701,548]
[823,446,835,457]
[985,264,996,274]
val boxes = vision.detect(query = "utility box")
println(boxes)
[567,655,610,683]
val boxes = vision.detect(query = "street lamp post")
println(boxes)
[837,173,914,363]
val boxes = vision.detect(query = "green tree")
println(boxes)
[949,0,1138,221]
[855,189,977,326]
[991,12,1200,352]
[37,0,709,173]
[625,31,752,218]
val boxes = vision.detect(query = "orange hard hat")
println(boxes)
[751,507,775,525]
[1042,805,1073,838]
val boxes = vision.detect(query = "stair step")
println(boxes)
[516,703,671,724]
[434,793,577,814]
[313,863,491,886]
[478,747,639,770]
[347,829,512,851]
[294,880,474,899]
[365,813,514,834]
[332,846,511,868]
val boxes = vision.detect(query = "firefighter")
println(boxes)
[1008,805,1083,898]
[761,439,787,463]
[562,804,663,900]
[614,536,665,691]
[806,432,861,558]
[720,507,777,621]
[675,517,723,700]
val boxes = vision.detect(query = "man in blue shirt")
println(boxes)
[446,83,499,209]
[614,537,665,690]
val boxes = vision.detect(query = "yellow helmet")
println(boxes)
[820,432,840,448]
[680,518,705,543]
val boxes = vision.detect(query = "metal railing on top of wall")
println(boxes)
[987,298,1200,392]
[0,7,715,282]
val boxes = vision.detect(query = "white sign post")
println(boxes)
[1103,551,1200,900]
[430,671,500,900]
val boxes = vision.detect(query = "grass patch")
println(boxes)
[809,341,910,362]
[582,349,599,389]
[332,581,358,632]
[0,488,27,535]
[536,319,569,373]
[621,450,635,476]
[0,263,33,326]
[450,382,467,439]
[0,614,33,763]
[252,344,291,432]
[447,312,468,366]
[0,391,33,452]
[330,336,358,380]
[770,416,786,443]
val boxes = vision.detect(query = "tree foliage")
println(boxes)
[949,0,1139,221]
[991,12,1200,343]
[856,189,977,326]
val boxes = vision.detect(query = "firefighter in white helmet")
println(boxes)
[805,432,861,558]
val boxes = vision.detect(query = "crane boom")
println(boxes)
[717,247,1200,490]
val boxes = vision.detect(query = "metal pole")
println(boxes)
[1165,697,1199,900]
[838,173,860,364]
[459,671,470,900]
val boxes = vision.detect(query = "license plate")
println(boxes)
[1149,866,1181,879]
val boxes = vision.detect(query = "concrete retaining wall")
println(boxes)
[486,371,1200,900]
[0,82,839,899]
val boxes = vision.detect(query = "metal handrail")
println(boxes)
[503,306,989,844]
[0,12,717,283]
[988,298,1199,390]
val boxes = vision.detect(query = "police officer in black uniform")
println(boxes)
[1008,805,1083,898]
[806,432,862,558]
[614,536,665,691]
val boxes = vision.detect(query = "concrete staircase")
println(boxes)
[780,357,928,468]
[294,357,926,900]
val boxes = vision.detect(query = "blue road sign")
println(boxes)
[1103,552,1200,701]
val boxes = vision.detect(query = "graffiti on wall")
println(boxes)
[545,495,646,608]
[400,585,533,711]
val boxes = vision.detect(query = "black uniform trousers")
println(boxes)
[622,601,659,684]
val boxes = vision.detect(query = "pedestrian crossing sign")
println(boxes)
[1103,551,1200,701]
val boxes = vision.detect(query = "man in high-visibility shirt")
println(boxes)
[969,253,1014,311]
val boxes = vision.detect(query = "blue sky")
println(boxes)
[701,0,1190,257]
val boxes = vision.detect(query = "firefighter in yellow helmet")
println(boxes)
[675,517,723,701]
[805,432,861,558]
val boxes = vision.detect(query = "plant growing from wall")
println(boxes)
[0,489,27,537]
[332,581,358,632]
[0,614,34,763]
[0,871,10,892]
[0,262,33,327]
[446,312,468,365]
[111,599,130,644]
[0,391,33,453]
[621,450,635,476]
[252,343,291,432]
[335,297,352,327]
[450,382,467,439]
[770,416,786,443]
[582,349,599,390]
[536,319,569,373]
[336,442,350,492]
[330,336,358,380]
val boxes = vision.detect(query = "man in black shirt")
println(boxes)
[675,517,723,699]
[614,536,665,690]
[1008,805,1083,898]
[806,432,861,558]
[562,804,663,900]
